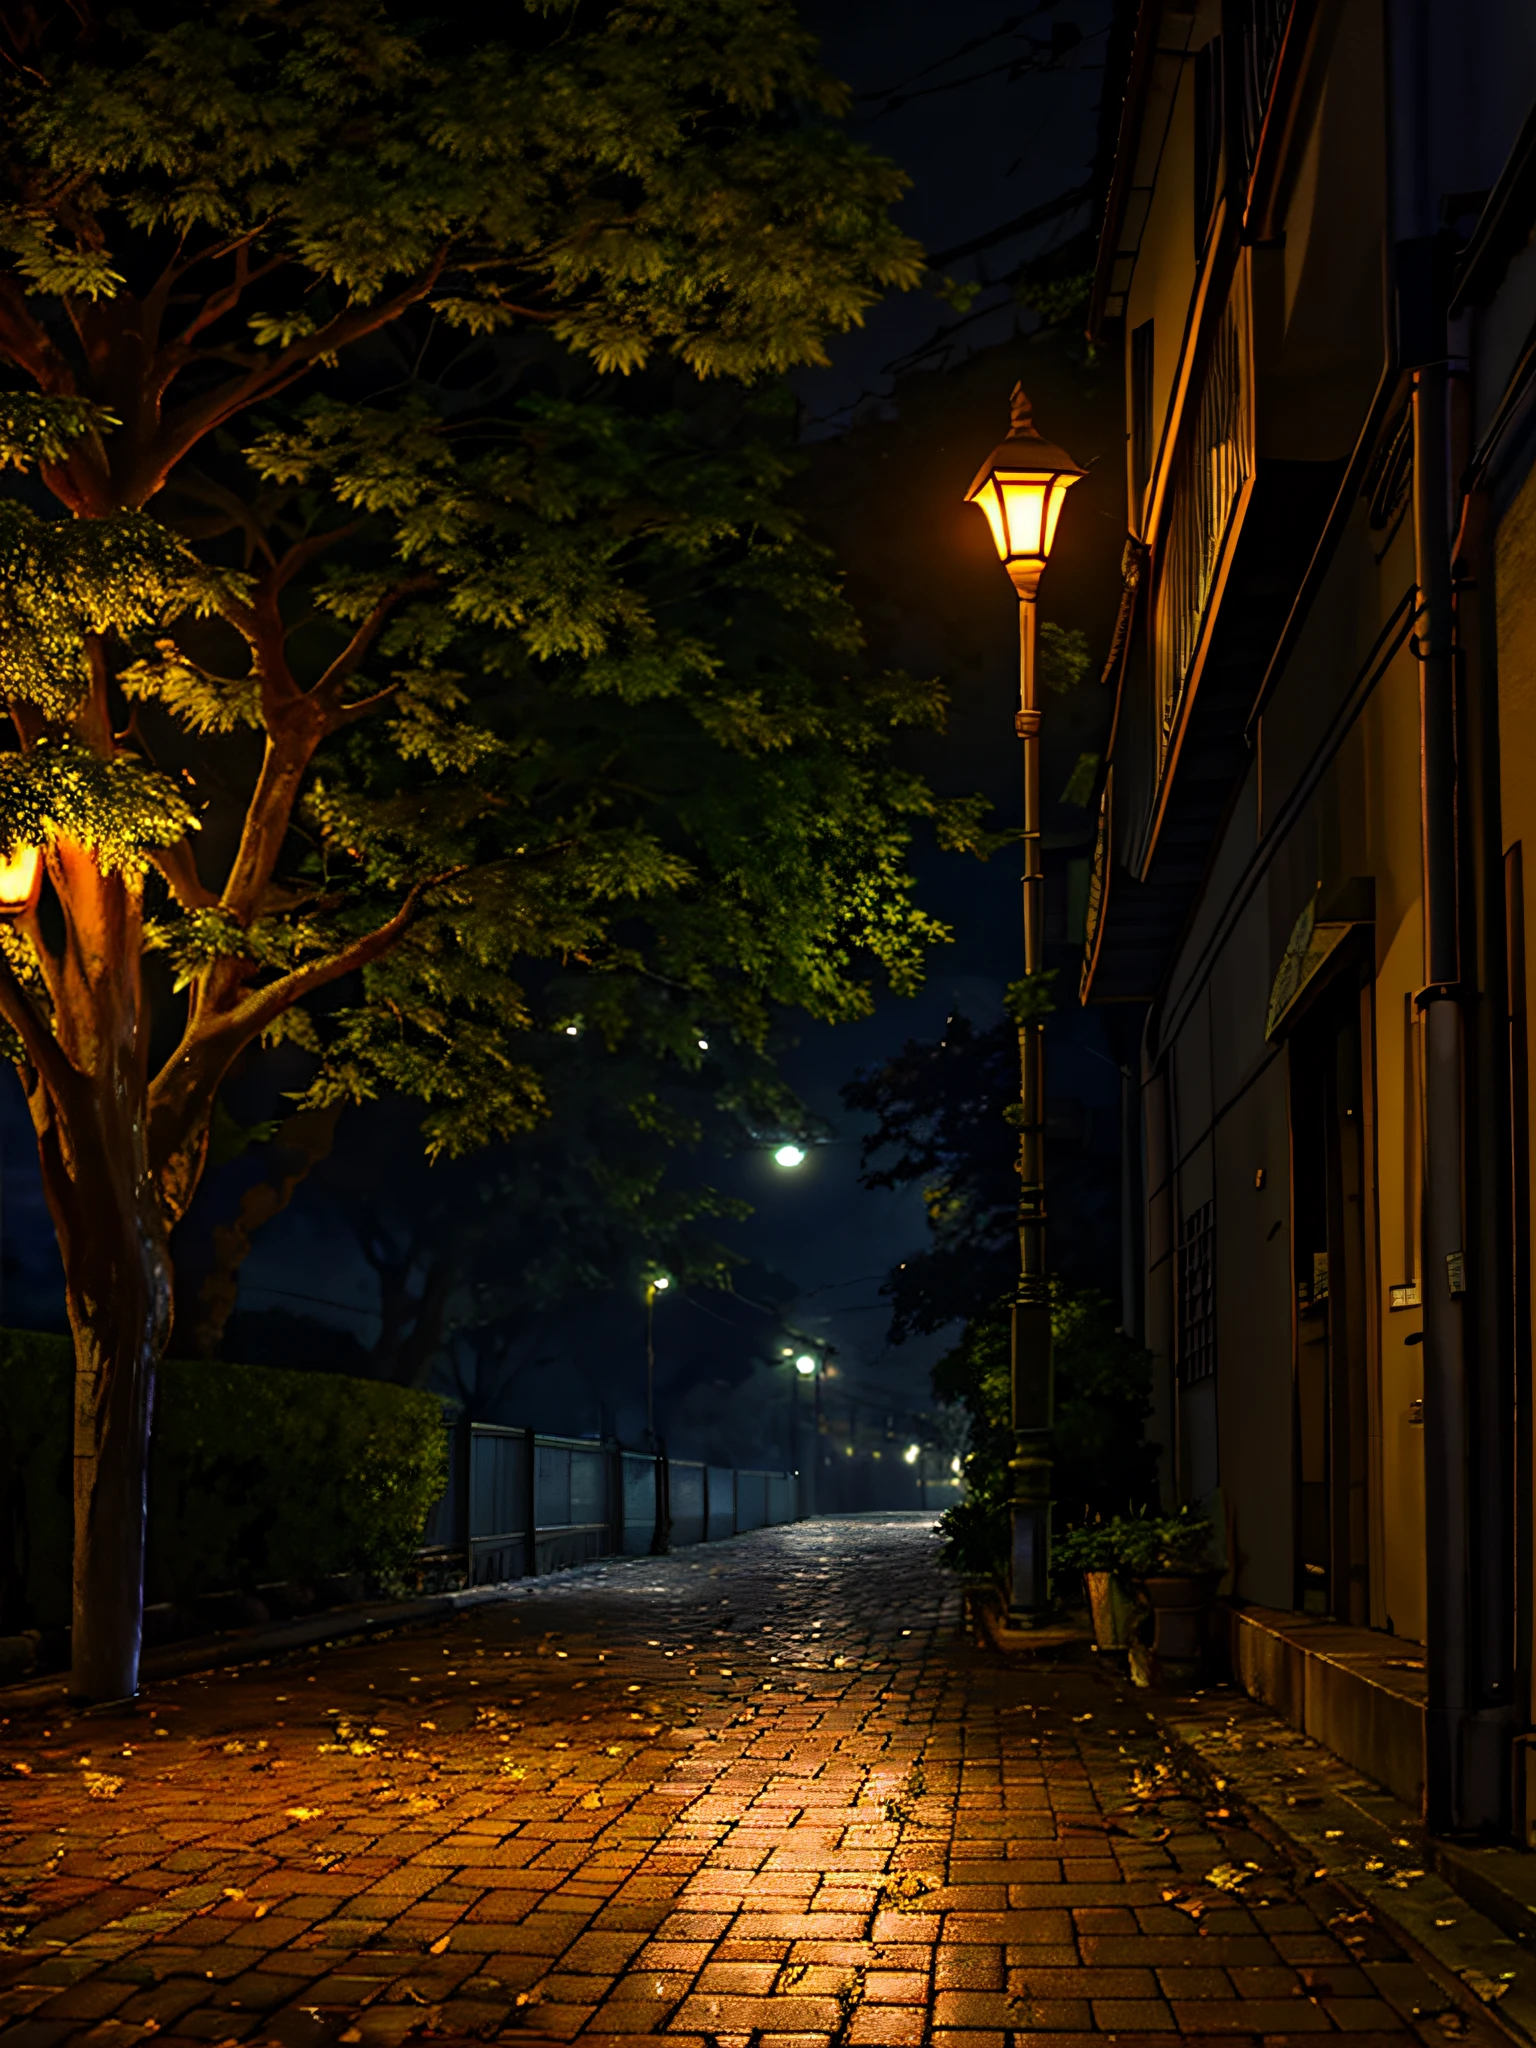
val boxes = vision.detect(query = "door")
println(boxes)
[1290,980,1372,1621]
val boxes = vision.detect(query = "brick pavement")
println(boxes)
[0,1515,1501,2048]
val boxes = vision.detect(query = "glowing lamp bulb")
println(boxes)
[795,1354,817,1377]
[773,1143,806,1170]
[964,384,1085,597]
[0,843,40,913]
[903,1443,921,1466]
[652,1274,670,1292]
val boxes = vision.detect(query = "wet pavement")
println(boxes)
[0,1515,1500,2048]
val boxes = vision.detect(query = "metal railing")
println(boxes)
[422,1424,799,1586]
[1233,0,1295,182]
[1151,274,1253,774]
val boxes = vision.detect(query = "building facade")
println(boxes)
[1083,1,1536,1833]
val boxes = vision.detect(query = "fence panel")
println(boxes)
[456,1426,797,1583]
[466,1426,528,1585]
[671,1462,706,1546]
[621,1454,657,1555]
[706,1468,736,1540]
[735,1470,769,1532]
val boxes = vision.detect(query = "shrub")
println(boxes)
[933,1286,1161,1587]
[0,1332,449,1628]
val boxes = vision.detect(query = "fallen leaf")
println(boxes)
[429,1933,452,1955]
[419,1721,437,1732]
[222,1888,246,1902]
[83,1772,123,1799]
[579,1792,603,1809]
[285,1806,324,1821]
[1461,1969,1512,2003]
[1205,1864,1251,1892]
[877,1871,939,1912]
[780,1963,809,1990]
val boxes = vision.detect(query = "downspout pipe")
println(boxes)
[1413,361,1473,1832]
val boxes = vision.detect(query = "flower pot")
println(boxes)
[1141,1571,1217,1677]
[1084,1569,1139,1652]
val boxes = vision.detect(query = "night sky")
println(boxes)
[0,0,1128,1462]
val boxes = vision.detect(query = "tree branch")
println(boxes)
[0,947,77,1112]
[150,840,218,912]
[147,869,457,1184]
[313,575,436,710]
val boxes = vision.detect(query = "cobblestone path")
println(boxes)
[0,1516,1490,2048]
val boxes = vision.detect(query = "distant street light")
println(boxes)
[773,1143,807,1169]
[787,1347,823,1519]
[903,1443,920,1465]
[965,383,1084,1629]
[643,1272,671,1443]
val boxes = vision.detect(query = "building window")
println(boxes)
[1178,1201,1216,1384]
[1193,37,1224,257]
[1130,319,1155,519]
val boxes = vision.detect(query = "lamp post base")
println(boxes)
[1008,1501,1055,1626]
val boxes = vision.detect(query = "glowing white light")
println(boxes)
[795,1354,817,1377]
[951,1456,962,1475]
[651,1274,671,1292]
[773,1143,807,1169]
[564,1024,579,1036]
[904,1443,920,1465]
[697,1038,710,1051]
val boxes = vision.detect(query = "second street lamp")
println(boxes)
[964,383,1084,1627]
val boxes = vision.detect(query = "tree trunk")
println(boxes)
[62,1170,170,1703]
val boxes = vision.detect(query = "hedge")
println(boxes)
[0,1331,450,1629]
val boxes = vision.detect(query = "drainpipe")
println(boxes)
[1414,361,1472,1832]
[1416,364,1520,1832]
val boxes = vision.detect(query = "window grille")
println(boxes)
[1178,1201,1216,1385]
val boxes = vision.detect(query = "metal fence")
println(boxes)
[423,1425,799,1586]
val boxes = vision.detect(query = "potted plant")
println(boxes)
[1054,1519,1142,1653]
[1122,1506,1217,1679]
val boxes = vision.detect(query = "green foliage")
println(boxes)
[1060,751,1100,808]
[0,1332,447,1627]
[1051,1519,1120,1575]
[932,1290,1160,1585]
[1038,621,1093,694]
[1014,271,1094,330]
[0,738,199,874]
[1052,1505,1213,1587]
[0,0,962,1198]
[1003,969,1058,1026]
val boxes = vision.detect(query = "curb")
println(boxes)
[0,1533,782,1713]
[1153,1685,1536,2048]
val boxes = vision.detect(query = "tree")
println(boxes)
[0,0,979,1699]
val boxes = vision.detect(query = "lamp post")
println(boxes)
[794,1351,818,1517]
[644,1272,670,1446]
[964,383,1085,1626]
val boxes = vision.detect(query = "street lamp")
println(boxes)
[643,1272,670,1444]
[0,842,42,915]
[773,1143,807,1170]
[965,383,1084,1627]
[790,1350,820,1519]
